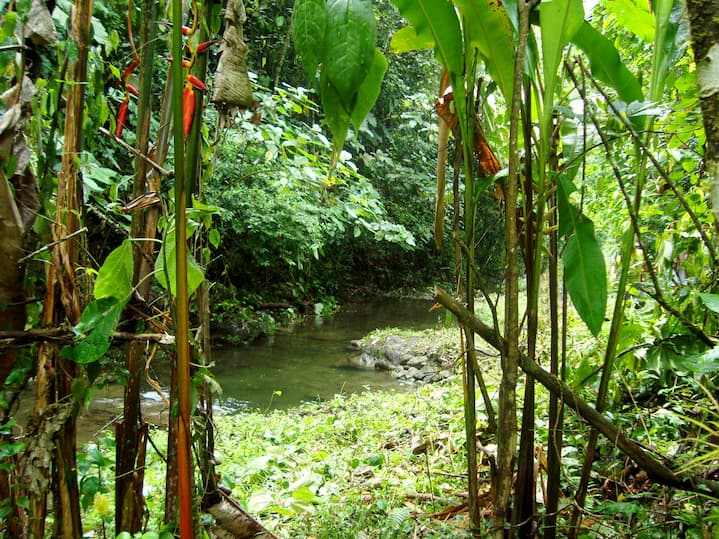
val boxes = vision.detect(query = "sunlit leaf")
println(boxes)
[605,0,655,43]
[572,21,644,105]
[456,0,516,104]
[93,239,133,300]
[392,0,463,78]
[540,0,584,118]
[389,25,433,53]
[700,293,719,314]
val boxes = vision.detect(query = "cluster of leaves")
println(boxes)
[207,82,419,301]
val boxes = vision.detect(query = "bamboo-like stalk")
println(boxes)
[170,0,194,533]
[544,114,564,539]
[116,0,157,530]
[494,1,532,535]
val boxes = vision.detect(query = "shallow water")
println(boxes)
[211,297,445,411]
[12,297,445,442]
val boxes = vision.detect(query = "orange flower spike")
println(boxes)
[126,83,140,97]
[187,74,207,92]
[116,97,129,137]
[183,83,195,137]
[196,40,218,54]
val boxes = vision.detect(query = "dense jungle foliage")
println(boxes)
[3,0,719,537]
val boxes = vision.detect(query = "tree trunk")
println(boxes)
[686,0,719,240]
[27,0,94,536]
[115,0,158,531]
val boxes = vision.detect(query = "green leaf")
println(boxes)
[540,0,584,116]
[155,229,205,297]
[456,0,517,104]
[209,228,221,249]
[61,297,125,364]
[562,216,607,336]
[392,0,463,78]
[291,0,327,78]
[93,239,133,300]
[605,0,654,43]
[572,22,643,105]
[700,293,719,314]
[648,0,679,101]
[556,173,579,237]
[324,0,376,109]
[320,71,351,148]
[351,48,388,131]
[389,25,433,53]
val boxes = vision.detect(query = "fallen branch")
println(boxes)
[0,329,174,347]
[433,285,719,498]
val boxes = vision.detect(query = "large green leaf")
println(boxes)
[291,0,327,78]
[61,297,125,364]
[455,0,516,104]
[648,0,679,101]
[93,239,133,300]
[540,0,584,114]
[562,215,607,336]
[351,48,388,131]
[605,0,655,43]
[572,22,643,105]
[392,0,463,77]
[389,25,433,53]
[324,0,376,109]
[155,228,205,297]
[699,293,719,314]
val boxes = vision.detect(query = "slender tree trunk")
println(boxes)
[26,0,94,536]
[495,1,532,534]
[514,76,537,538]
[686,0,719,240]
[115,0,158,531]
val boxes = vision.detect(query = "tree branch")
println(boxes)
[433,285,719,498]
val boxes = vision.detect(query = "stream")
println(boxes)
[25,297,444,442]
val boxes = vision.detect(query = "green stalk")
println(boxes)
[495,0,532,534]
[170,0,193,534]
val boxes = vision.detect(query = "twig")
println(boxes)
[568,60,713,347]
[576,59,718,267]
[0,328,174,347]
[99,126,174,178]
[18,227,88,263]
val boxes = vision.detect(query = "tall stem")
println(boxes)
[171,0,193,534]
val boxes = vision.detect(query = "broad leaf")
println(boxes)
[389,25,433,53]
[572,22,643,105]
[291,0,327,78]
[392,0,463,78]
[648,0,679,101]
[562,215,607,336]
[556,173,578,237]
[155,229,205,297]
[540,0,584,115]
[320,70,351,149]
[93,239,133,300]
[324,0,376,109]
[351,48,388,131]
[456,0,516,104]
[605,0,654,43]
[61,297,125,364]
[700,293,719,314]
